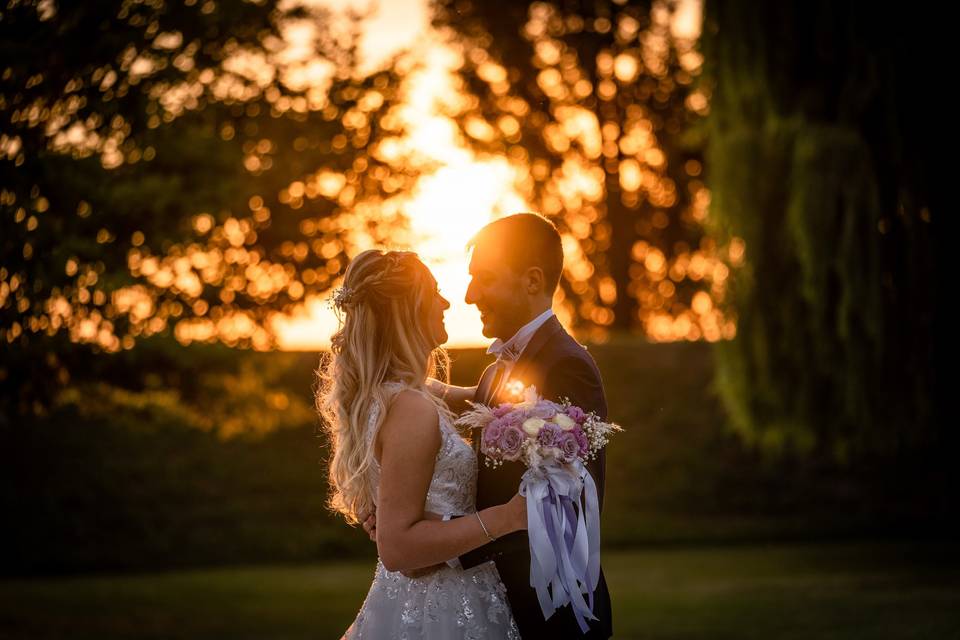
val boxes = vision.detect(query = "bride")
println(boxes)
[317,249,525,639]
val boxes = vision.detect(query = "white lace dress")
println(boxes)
[341,383,521,640]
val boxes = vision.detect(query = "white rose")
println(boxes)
[554,413,576,431]
[522,417,546,437]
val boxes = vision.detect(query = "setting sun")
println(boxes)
[271,157,529,349]
[271,28,531,350]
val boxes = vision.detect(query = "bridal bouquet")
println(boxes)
[457,385,622,633]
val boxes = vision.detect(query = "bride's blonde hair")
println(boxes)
[316,249,454,525]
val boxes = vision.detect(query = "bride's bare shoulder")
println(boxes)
[379,388,440,445]
[388,387,435,413]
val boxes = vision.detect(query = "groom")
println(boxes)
[364,213,613,638]
[456,212,613,639]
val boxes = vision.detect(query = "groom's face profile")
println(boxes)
[465,242,530,341]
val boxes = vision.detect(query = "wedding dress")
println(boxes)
[341,382,521,640]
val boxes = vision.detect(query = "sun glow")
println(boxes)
[271,157,529,349]
[271,25,530,350]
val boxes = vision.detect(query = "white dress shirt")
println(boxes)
[485,307,555,381]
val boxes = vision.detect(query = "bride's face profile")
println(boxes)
[425,278,450,347]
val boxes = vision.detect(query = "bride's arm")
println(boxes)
[425,378,477,413]
[375,390,525,572]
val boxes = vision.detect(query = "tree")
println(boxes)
[432,0,722,340]
[0,1,417,420]
[701,0,941,474]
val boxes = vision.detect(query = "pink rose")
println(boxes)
[573,427,590,456]
[498,425,525,461]
[557,431,581,461]
[566,406,586,424]
[537,422,563,448]
[500,409,525,429]
[481,422,505,454]
[530,400,561,420]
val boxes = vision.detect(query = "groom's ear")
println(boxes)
[523,266,546,295]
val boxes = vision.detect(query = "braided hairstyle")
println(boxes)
[316,249,453,525]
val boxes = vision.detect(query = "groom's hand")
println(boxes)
[360,510,377,542]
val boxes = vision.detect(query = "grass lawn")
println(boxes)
[1,539,957,639]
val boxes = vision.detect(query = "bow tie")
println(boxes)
[486,340,522,363]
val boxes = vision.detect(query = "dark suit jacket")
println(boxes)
[458,315,613,639]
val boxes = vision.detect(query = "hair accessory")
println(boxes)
[329,285,355,310]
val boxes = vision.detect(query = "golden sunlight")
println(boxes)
[271,157,529,349]
[269,0,711,350]
[271,15,530,349]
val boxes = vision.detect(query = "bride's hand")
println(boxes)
[425,378,446,398]
[424,379,478,412]
[506,493,527,532]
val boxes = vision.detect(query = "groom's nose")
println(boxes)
[464,279,479,305]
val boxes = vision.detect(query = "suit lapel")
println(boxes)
[484,362,507,406]
[475,361,498,406]
[496,315,563,403]
[472,362,499,453]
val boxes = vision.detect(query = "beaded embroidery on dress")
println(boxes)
[341,382,521,640]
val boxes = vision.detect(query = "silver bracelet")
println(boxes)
[475,511,496,541]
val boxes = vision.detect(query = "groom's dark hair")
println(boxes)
[467,212,564,294]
